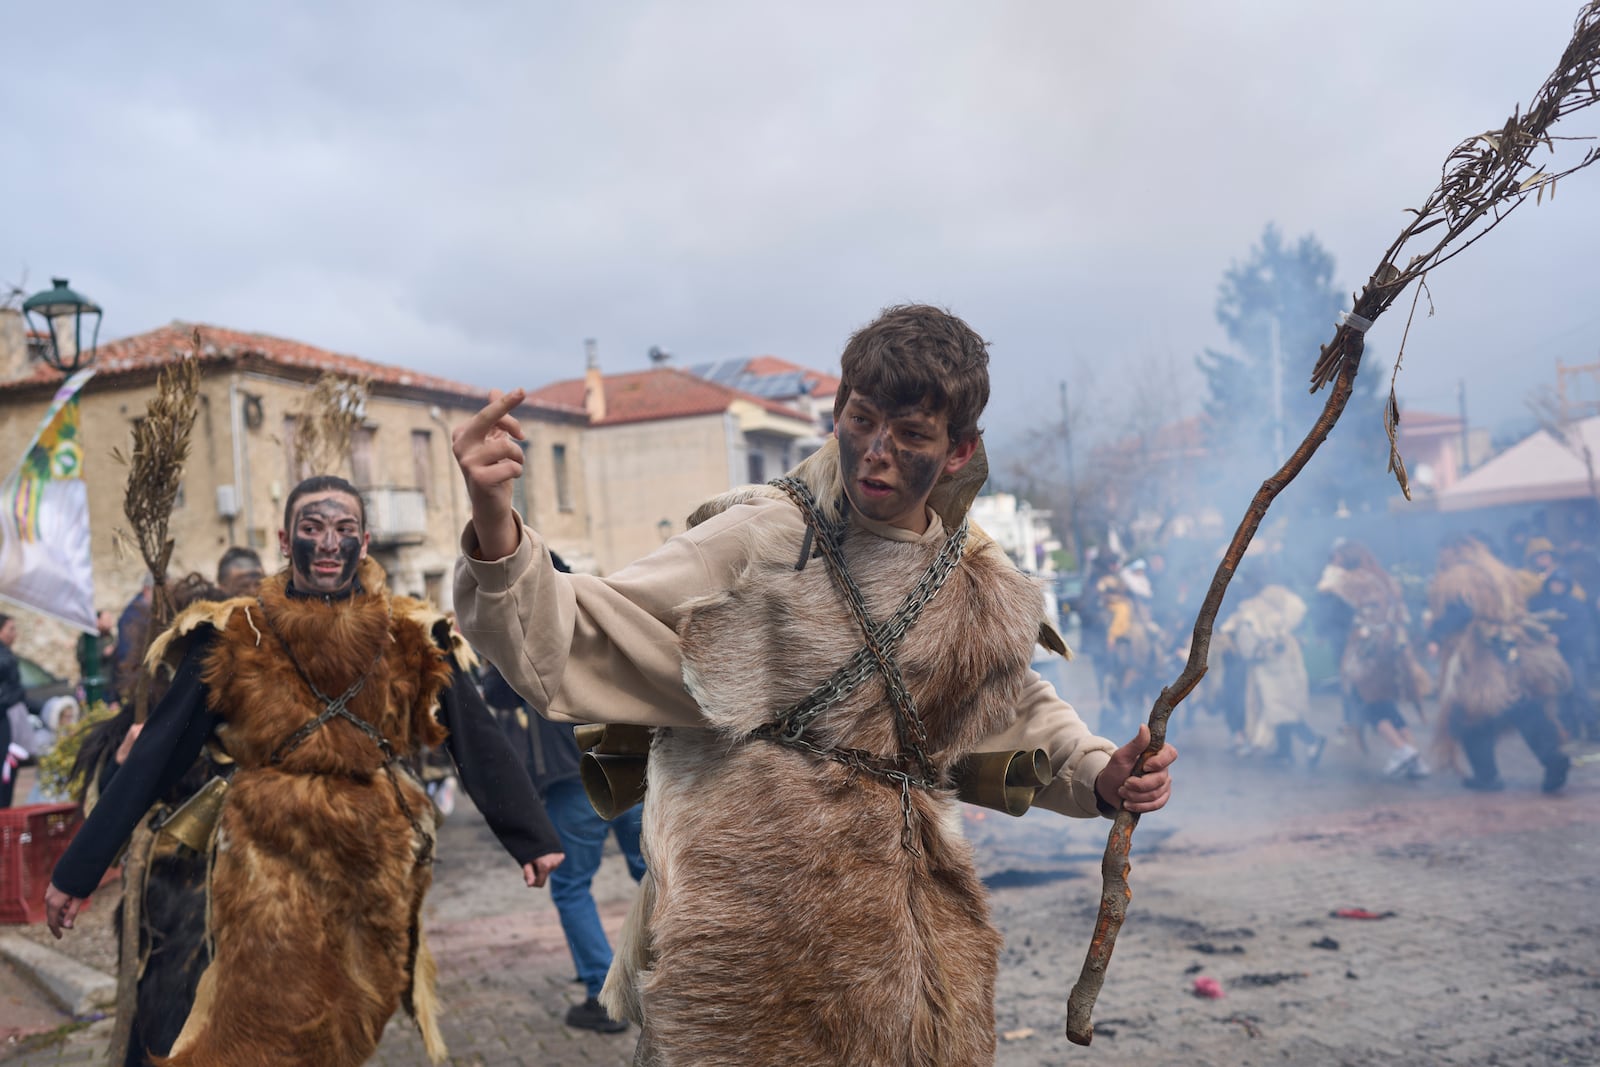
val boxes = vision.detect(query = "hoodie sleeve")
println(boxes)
[976,669,1116,820]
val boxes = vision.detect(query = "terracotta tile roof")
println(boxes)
[0,321,587,417]
[528,366,813,427]
[742,354,841,395]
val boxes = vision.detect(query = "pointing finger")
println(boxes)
[470,389,527,440]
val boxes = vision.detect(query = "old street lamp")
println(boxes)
[22,277,102,374]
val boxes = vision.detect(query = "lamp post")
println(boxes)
[22,277,102,373]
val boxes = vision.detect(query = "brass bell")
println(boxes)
[952,748,1051,817]
[580,752,649,820]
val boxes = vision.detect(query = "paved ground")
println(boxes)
[4,658,1598,1065]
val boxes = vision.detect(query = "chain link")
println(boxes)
[754,477,969,853]
[255,598,436,867]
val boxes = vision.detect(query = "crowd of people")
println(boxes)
[1070,510,1599,794]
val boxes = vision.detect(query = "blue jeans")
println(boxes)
[544,778,647,997]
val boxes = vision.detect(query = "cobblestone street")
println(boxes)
[4,662,1597,1065]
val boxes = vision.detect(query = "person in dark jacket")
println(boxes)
[1531,568,1599,741]
[0,614,25,807]
[45,475,564,1066]
[479,554,646,1034]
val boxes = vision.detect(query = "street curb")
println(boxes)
[0,934,116,1017]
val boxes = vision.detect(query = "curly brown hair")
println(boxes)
[832,305,990,444]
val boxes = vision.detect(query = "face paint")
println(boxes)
[836,397,956,531]
[288,495,364,594]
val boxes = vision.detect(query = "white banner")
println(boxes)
[0,367,97,633]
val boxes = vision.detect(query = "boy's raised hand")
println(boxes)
[453,388,528,560]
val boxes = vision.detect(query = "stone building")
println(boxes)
[528,353,817,573]
[0,312,589,674]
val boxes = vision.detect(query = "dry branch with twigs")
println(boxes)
[1065,0,1600,1046]
[286,372,371,478]
[103,328,202,1066]
[110,336,201,662]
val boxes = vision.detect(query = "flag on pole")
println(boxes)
[0,367,97,632]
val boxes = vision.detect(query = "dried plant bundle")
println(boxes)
[1066,1,1600,1046]
[288,372,370,477]
[111,338,201,637]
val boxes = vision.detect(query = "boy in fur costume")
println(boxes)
[45,475,565,1066]
[1316,541,1433,777]
[1426,535,1572,794]
[452,305,1176,1067]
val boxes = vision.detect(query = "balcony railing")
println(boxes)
[364,486,429,546]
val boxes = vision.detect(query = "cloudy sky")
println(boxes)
[5,0,1598,452]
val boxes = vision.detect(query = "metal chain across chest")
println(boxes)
[254,598,436,867]
[752,476,969,854]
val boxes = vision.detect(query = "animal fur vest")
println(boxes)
[1317,563,1432,706]
[146,558,456,1067]
[602,441,1053,1067]
[1428,548,1569,723]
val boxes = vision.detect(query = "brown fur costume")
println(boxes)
[1428,541,1570,727]
[146,558,455,1067]
[603,443,1051,1067]
[1318,557,1432,706]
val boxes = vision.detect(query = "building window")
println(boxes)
[747,451,766,485]
[350,427,375,487]
[411,429,434,507]
[552,443,573,513]
[424,571,446,608]
[512,440,530,517]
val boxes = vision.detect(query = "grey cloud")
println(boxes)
[5,0,1597,448]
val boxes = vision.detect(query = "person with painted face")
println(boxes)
[45,475,563,1067]
[453,305,1177,1065]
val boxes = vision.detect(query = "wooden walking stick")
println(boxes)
[104,339,201,1066]
[1066,2,1600,1045]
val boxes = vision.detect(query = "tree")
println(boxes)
[1196,225,1388,517]
[992,350,1203,565]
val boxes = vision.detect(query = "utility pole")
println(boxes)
[1060,380,1086,570]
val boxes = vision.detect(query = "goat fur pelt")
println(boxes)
[603,451,1051,1067]
[1317,563,1432,706]
[148,559,455,1067]
[1428,547,1570,725]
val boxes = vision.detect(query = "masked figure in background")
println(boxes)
[1094,569,1162,739]
[1530,568,1600,742]
[1427,535,1571,793]
[46,475,564,1067]
[1317,541,1433,778]
[1219,580,1326,766]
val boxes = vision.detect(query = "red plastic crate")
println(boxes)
[0,803,84,925]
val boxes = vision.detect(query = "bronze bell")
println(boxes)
[952,748,1052,816]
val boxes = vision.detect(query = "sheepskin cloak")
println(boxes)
[602,480,1052,1067]
[1428,547,1570,724]
[1317,563,1432,706]
[1219,585,1312,751]
[150,558,454,1067]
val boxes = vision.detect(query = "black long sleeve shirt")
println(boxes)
[52,628,560,899]
[0,644,24,712]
